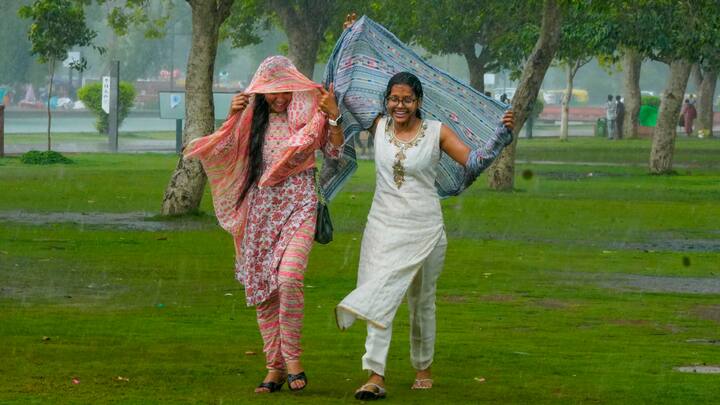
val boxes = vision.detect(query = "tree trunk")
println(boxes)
[559,62,577,141]
[487,0,562,190]
[649,59,691,174]
[46,59,56,152]
[161,0,233,215]
[285,24,322,78]
[271,0,333,79]
[622,48,642,139]
[463,44,486,93]
[696,68,717,138]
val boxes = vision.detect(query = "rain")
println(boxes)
[1,0,719,403]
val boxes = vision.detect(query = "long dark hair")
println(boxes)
[238,94,270,204]
[384,71,423,119]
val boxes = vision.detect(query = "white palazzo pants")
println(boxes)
[362,234,447,376]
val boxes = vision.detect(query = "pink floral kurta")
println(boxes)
[237,112,341,305]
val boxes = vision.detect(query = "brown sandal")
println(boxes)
[354,383,386,400]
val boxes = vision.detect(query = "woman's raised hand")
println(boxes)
[229,92,249,115]
[502,110,515,132]
[343,12,357,29]
[319,83,340,119]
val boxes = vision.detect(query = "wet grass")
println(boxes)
[1,139,719,404]
[516,136,720,167]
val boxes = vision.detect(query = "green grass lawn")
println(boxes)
[516,136,720,167]
[1,139,719,404]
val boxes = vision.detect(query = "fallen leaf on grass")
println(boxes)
[245,351,257,356]
[42,336,51,341]
[72,378,80,385]
[156,237,168,241]
[474,377,486,383]
[116,376,130,382]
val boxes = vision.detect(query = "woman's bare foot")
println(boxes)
[254,369,286,393]
[286,360,306,391]
[412,367,433,390]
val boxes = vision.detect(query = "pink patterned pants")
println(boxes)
[255,218,314,370]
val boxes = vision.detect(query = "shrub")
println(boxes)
[77,82,136,134]
[20,150,74,165]
[641,95,661,108]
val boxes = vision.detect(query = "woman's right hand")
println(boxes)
[343,12,357,29]
[229,92,249,115]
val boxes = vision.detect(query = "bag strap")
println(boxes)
[314,168,327,205]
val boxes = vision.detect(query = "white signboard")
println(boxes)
[101,76,110,114]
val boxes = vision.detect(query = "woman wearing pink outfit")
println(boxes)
[184,56,343,393]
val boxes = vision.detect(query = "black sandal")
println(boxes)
[256,379,285,393]
[255,370,286,393]
[287,371,307,391]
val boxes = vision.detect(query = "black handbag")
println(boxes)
[314,169,333,244]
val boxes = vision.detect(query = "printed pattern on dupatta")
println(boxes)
[320,16,511,200]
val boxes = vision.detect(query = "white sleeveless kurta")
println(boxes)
[336,117,446,329]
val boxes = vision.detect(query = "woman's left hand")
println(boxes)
[319,83,340,120]
[502,110,515,131]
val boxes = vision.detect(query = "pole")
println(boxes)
[170,31,175,91]
[109,61,120,152]
[0,104,5,158]
[68,67,74,99]
[176,119,182,154]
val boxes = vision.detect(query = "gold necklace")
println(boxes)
[386,118,427,188]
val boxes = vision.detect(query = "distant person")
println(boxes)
[615,95,624,139]
[606,94,617,139]
[681,98,697,136]
[500,93,509,103]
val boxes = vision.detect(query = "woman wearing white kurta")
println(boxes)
[335,71,514,400]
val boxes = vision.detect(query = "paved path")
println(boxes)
[4,110,176,133]
[2,112,594,154]
[5,140,177,154]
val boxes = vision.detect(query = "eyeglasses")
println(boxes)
[386,96,417,106]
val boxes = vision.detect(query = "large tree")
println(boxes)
[160,0,234,215]
[486,0,563,190]
[102,0,233,214]
[224,0,346,78]
[693,66,717,138]
[611,0,720,173]
[621,47,643,139]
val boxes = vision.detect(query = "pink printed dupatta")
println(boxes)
[184,56,328,242]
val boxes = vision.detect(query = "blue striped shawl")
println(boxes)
[320,16,509,200]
